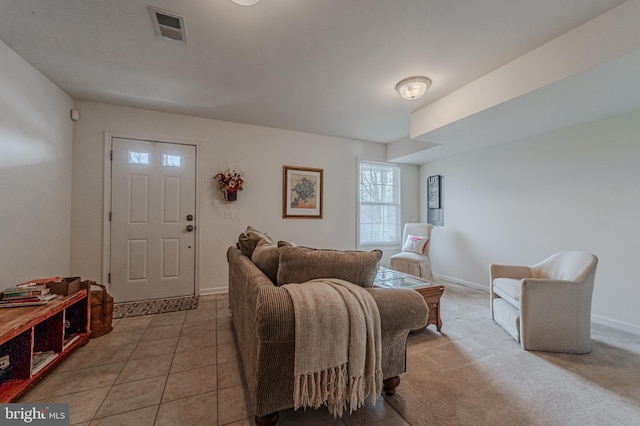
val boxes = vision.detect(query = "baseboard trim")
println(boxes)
[592,314,640,336]
[434,273,488,292]
[199,287,228,296]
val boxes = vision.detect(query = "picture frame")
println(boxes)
[428,175,441,209]
[283,165,323,218]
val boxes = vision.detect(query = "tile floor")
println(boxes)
[19,294,409,425]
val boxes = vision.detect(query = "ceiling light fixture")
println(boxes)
[395,76,431,100]
[231,0,260,5]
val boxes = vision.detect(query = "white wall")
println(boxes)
[0,41,74,288]
[420,109,640,333]
[71,101,417,295]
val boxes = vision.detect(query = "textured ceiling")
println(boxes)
[0,0,635,157]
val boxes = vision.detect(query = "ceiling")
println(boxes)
[1,0,639,163]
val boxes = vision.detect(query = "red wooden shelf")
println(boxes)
[0,283,90,402]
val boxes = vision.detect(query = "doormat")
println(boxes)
[113,295,199,319]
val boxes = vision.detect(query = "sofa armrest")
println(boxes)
[519,278,590,351]
[520,278,581,316]
[255,285,295,342]
[365,287,429,332]
[254,285,428,341]
[366,287,428,379]
[490,264,532,282]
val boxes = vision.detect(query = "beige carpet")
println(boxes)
[388,280,640,426]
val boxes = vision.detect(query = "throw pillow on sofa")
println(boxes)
[277,240,297,247]
[251,238,280,284]
[237,225,274,258]
[277,245,382,288]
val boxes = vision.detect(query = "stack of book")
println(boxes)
[31,350,58,374]
[0,283,59,307]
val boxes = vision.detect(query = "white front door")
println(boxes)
[110,137,196,302]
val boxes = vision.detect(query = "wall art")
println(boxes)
[283,165,323,218]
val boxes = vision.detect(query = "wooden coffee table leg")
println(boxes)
[416,286,445,332]
[432,299,442,331]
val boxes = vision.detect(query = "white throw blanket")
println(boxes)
[282,278,383,417]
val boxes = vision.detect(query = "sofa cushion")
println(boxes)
[276,246,382,287]
[492,278,521,306]
[251,238,279,284]
[493,298,521,342]
[237,226,274,258]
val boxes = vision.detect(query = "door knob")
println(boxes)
[186,225,194,232]
[186,214,193,221]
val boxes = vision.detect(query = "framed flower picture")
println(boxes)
[283,165,323,218]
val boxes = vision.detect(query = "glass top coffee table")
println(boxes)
[374,266,445,331]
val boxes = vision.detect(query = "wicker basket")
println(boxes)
[88,282,113,338]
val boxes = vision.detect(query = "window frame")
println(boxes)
[357,160,401,248]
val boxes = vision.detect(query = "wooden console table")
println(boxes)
[374,266,445,331]
[0,282,90,402]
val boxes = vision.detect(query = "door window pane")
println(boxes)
[162,154,181,167]
[128,151,149,165]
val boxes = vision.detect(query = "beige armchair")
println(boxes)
[490,251,598,353]
[390,223,434,280]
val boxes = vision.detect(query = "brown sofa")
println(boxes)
[227,231,428,425]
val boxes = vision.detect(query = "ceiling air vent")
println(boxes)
[149,6,187,43]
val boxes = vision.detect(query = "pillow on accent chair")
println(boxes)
[401,234,429,255]
[251,238,280,284]
[276,245,382,287]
